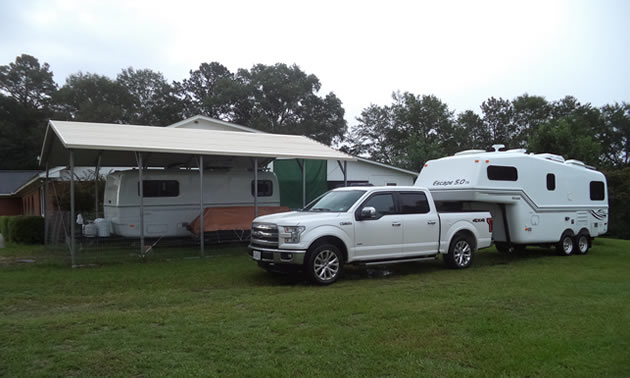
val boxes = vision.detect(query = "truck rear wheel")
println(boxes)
[445,234,474,269]
[306,244,343,285]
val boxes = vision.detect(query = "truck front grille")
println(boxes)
[251,223,278,248]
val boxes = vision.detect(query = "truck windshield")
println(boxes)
[302,190,366,212]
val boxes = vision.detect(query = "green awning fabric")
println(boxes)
[274,159,328,209]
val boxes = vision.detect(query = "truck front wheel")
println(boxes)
[306,244,343,285]
[445,235,474,269]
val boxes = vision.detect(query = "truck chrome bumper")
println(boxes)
[248,245,306,265]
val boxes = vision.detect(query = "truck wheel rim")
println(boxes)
[563,237,573,254]
[578,236,588,253]
[454,241,471,266]
[314,250,339,281]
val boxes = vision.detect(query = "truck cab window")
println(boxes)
[546,174,556,191]
[399,192,430,214]
[251,180,273,197]
[362,193,395,217]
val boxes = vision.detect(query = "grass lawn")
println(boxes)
[1,238,629,377]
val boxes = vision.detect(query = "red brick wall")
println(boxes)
[0,198,23,216]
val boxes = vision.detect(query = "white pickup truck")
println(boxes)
[249,186,493,284]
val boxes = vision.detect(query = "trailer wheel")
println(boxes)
[556,232,574,256]
[306,244,343,285]
[445,234,474,269]
[576,233,590,255]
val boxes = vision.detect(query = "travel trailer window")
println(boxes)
[546,174,556,191]
[399,192,430,214]
[590,181,605,201]
[251,180,273,197]
[487,165,518,181]
[138,180,179,197]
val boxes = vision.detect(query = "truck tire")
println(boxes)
[306,244,344,285]
[556,232,574,256]
[576,233,590,255]
[444,234,474,269]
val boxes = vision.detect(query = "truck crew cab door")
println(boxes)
[397,191,439,255]
[354,191,402,259]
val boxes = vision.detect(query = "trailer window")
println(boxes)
[138,180,179,197]
[251,180,273,197]
[399,192,430,214]
[546,174,556,191]
[487,166,518,181]
[590,181,605,201]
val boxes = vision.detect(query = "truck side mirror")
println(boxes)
[360,206,377,219]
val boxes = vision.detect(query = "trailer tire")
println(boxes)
[444,234,474,269]
[556,231,574,256]
[576,233,590,255]
[306,244,343,285]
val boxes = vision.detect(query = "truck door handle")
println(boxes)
[392,222,401,227]
[427,220,437,225]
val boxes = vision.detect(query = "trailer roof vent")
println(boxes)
[506,149,527,153]
[490,144,506,152]
[454,149,486,156]
[536,153,565,163]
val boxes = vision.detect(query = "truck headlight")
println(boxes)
[282,226,305,243]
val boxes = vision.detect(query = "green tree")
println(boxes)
[599,103,630,168]
[455,110,491,149]
[348,92,455,171]
[528,118,601,166]
[480,97,516,147]
[54,72,134,123]
[512,94,551,145]
[605,167,630,239]
[236,63,346,145]
[179,62,238,119]
[0,54,57,109]
[117,67,184,126]
[0,54,56,168]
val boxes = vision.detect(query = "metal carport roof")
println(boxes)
[38,120,355,267]
[40,120,355,167]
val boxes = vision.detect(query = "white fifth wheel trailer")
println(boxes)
[103,169,280,237]
[415,146,608,255]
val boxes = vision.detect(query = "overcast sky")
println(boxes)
[1,0,629,125]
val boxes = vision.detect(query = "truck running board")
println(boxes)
[359,255,438,266]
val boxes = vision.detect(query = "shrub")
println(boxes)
[0,216,10,241]
[7,216,45,244]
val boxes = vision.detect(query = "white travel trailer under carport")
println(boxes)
[416,147,608,255]
[104,169,280,237]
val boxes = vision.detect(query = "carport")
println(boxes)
[39,120,355,267]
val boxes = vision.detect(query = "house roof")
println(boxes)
[168,115,263,133]
[168,115,418,178]
[356,157,418,177]
[0,170,40,196]
[40,120,355,167]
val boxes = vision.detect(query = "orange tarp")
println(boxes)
[189,206,290,235]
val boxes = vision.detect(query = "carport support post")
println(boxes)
[302,159,306,207]
[69,150,76,267]
[44,163,49,246]
[199,155,204,257]
[94,153,101,219]
[344,161,348,187]
[254,158,258,218]
[136,152,145,256]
